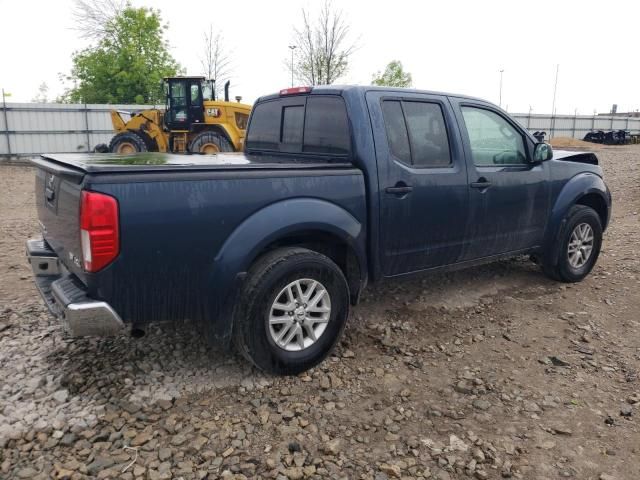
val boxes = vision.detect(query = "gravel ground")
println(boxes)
[1,146,639,480]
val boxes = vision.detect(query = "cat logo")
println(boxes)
[206,108,221,118]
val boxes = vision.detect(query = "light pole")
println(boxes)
[288,45,297,87]
[551,64,559,139]
[2,88,11,156]
[499,69,504,108]
[551,64,559,115]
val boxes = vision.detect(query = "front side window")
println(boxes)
[461,107,527,165]
[381,99,451,167]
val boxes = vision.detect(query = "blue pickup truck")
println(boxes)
[27,85,611,374]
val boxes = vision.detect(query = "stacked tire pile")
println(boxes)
[583,130,633,145]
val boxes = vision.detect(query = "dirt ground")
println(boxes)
[0,146,639,480]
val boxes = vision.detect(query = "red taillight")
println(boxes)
[80,191,119,272]
[279,86,312,96]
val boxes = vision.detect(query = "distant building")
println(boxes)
[598,104,640,117]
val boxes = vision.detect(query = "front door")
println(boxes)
[188,81,204,125]
[367,91,470,276]
[166,79,189,130]
[452,100,550,260]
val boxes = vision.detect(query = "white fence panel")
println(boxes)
[0,102,157,157]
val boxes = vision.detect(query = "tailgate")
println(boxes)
[32,156,87,282]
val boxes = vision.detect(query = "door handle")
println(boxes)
[45,187,55,202]
[470,178,492,190]
[385,184,413,196]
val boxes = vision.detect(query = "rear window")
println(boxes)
[303,97,350,155]
[246,95,350,156]
[282,105,304,146]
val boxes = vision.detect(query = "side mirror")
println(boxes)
[533,142,553,162]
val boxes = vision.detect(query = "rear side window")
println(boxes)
[381,101,410,164]
[303,97,350,155]
[403,102,451,166]
[381,99,451,167]
[246,95,350,156]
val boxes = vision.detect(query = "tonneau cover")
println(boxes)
[35,152,354,174]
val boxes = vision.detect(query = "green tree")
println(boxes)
[64,6,180,104]
[372,60,412,88]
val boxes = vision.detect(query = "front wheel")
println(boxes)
[542,205,603,282]
[109,131,149,154]
[233,247,350,375]
[189,131,234,154]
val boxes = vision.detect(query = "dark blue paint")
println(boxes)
[33,85,611,344]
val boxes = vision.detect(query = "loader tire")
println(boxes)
[189,131,233,154]
[109,131,149,154]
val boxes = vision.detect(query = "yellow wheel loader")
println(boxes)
[103,77,251,154]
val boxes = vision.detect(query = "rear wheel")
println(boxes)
[233,247,350,375]
[189,131,233,154]
[542,205,602,282]
[109,131,148,154]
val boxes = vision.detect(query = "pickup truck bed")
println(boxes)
[30,152,366,340]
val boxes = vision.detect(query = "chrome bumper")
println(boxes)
[26,238,124,336]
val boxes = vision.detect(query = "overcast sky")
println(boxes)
[1,0,638,114]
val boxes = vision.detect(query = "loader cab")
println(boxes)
[164,77,205,131]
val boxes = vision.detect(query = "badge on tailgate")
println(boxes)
[44,172,60,211]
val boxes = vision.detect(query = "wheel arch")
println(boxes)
[209,198,367,343]
[545,173,611,265]
[575,192,609,231]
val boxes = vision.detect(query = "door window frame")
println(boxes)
[379,96,458,172]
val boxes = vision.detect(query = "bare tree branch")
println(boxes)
[72,0,126,41]
[200,24,233,100]
[291,0,356,86]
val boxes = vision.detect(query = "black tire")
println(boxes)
[189,131,234,154]
[233,247,350,375]
[93,143,109,153]
[109,131,148,154]
[542,205,602,283]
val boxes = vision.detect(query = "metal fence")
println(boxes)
[0,102,158,158]
[511,113,640,140]
[2,102,640,158]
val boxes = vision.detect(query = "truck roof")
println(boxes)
[256,84,490,106]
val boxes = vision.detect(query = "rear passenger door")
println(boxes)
[366,91,470,276]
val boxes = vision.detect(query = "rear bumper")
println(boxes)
[26,238,124,336]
